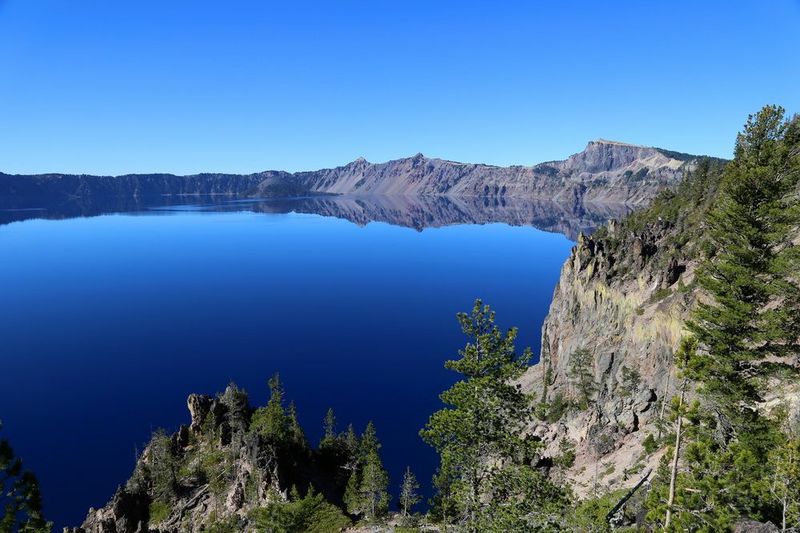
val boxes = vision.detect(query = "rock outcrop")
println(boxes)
[66,385,306,533]
[518,160,732,497]
[522,223,694,495]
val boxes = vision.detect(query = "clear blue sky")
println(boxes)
[1,1,798,175]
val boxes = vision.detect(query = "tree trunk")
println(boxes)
[664,377,687,530]
[657,366,672,440]
[782,493,786,532]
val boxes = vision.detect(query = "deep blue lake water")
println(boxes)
[0,196,585,528]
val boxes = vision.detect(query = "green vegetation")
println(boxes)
[398,466,421,518]
[250,489,350,533]
[148,500,170,524]
[0,423,50,533]
[567,347,597,409]
[641,433,658,455]
[343,421,390,522]
[645,106,800,530]
[421,300,571,531]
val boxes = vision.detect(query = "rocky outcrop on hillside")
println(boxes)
[2,140,701,207]
[521,222,696,496]
[517,162,731,497]
[65,385,333,533]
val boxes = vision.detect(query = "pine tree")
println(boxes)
[664,337,695,530]
[286,401,307,450]
[343,469,361,516]
[358,449,389,521]
[359,421,379,457]
[399,466,420,517]
[320,408,337,449]
[421,300,567,530]
[344,421,390,522]
[768,434,800,531]
[429,460,458,524]
[0,423,50,532]
[688,106,800,427]
[342,423,360,473]
[567,347,596,409]
[148,428,178,502]
[651,106,800,529]
[250,373,290,445]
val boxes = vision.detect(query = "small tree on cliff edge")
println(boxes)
[421,300,567,531]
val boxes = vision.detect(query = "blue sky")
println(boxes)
[1,1,798,175]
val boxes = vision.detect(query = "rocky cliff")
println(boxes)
[66,384,350,533]
[2,140,701,206]
[519,159,727,496]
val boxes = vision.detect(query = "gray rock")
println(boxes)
[733,519,779,532]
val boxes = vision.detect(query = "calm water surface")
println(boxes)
[0,197,578,528]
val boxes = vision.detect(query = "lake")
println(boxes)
[0,195,617,528]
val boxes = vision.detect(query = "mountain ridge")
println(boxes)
[0,141,712,206]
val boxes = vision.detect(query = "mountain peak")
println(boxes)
[589,139,645,148]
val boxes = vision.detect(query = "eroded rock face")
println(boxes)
[69,386,289,533]
[187,394,213,432]
[64,488,149,533]
[733,519,780,532]
[521,221,696,496]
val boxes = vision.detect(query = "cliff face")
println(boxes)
[523,225,694,495]
[520,161,726,496]
[2,140,700,206]
[66,385,340,533]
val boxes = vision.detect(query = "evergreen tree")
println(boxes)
[341,423,359,473]
[399,466,420,517]
[320,408,337,449]
[768,433,800,531]
[688,106,800,427]
[344,421,389,522]
[250,373,290,445]
[286,401,307,450]
[650,106,800,529]
[421,300,568,531]
[0,423,50,533]
[358,449,389,521]
[429,460,458,524]
[567,347,597,409]
[148,428,179,503]
[343,469,361,517]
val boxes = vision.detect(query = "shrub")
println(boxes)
[250,489,351,533]
[642,433,658,455]
[148,501,170,524]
